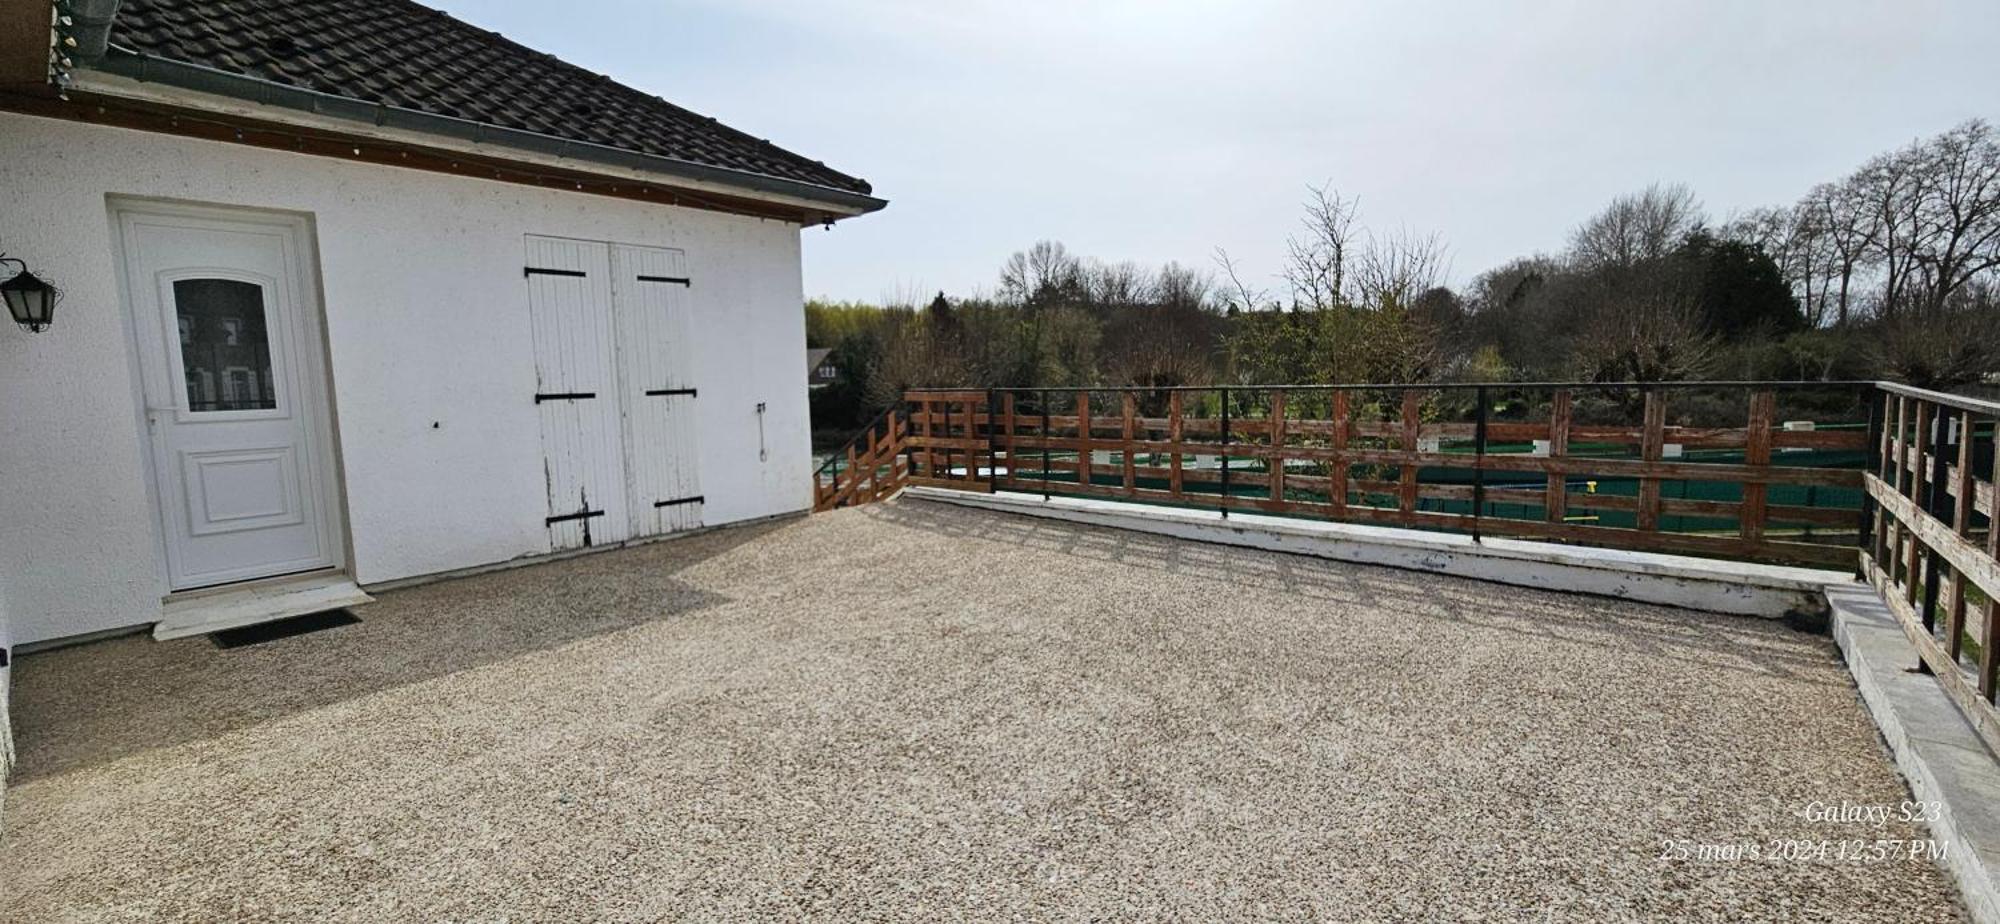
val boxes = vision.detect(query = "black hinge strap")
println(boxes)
[546,508,606,525]
[525,267,587,278]
[654,495,705,508]
[636,275,691,286]
[644,388,698,398]
[535,392,597,403]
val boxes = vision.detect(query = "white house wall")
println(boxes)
[0,113,815,645]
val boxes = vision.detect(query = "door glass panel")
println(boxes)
[174,279,276,412]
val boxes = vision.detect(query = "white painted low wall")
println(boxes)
[0,113,817,644]
[906,488,1856,618]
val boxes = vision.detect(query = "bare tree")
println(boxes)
[1282,182,1360,309]
[1087,260,1149,309]
[1573,293,1714,383]
[1909,119,2000,314]
[1805,181,1878,326]
[999,240,1084,305]
[1154,261,1213,310]
[1853,145,1937,319]
[1878,290,2000,387]
[1351,228,1450,308]
[1212,246,1270,313]
[1569,182,1705,269]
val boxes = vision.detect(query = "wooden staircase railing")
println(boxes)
[813,390,1001,511]
[813,405,910,511]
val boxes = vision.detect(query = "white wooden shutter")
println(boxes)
[525,236,631,550]
[611,243,703,536]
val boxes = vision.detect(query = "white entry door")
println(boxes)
[610,243,703,535]
[118,205,344,590]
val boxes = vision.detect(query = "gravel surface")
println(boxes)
[0,500,1968,922]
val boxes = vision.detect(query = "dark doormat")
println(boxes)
[212,608,362,649]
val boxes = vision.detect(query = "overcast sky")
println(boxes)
[434,0,2000,304]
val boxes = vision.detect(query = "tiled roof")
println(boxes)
[102,0,874,197]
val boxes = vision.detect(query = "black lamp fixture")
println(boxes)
[0,253,61,333]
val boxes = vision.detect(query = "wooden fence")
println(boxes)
[818,384,1874,567]
[1862,382,2000,756]
[903,383,1870,568]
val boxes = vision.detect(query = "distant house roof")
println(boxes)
[807,347,837,386]
[90,0,878,210]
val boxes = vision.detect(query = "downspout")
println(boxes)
[70,0,121,62]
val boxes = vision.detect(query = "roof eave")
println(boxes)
[85,48,888,219]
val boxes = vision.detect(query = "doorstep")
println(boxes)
[153,572,375,641]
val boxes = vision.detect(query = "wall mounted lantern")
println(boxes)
[0,255,61,333]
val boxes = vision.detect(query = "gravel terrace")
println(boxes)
[0,500,1967,922]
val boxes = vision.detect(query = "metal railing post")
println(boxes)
[1040,389,1051,501]
[1859,384,1883,578]
[1219,386,1231,519]
[1473,385,1488,543]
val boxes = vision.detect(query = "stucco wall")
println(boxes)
[0,113,815,645]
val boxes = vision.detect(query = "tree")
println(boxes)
[1282,182,1360,309]
[1569,183,1705,270]
[1212,246,1271,313]
[1675,232,1804,338]
[1854,144,1934,319]
[1573,294,1713,383]
[999,240,1084,306]
[1804,181,1877,326]
[1351,228,1450,309]
[1909,119,2000,314]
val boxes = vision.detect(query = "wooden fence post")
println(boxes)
[1637,389,1665,532]
[1000,392,1016,490]
[1122,392,1138,496]
[1948,409,1974,660]
[1547,390,1572,524]
[1168,391,1185,500]
[1740,391,1775,543]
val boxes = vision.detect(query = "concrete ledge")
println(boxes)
[904,487,1854,618]
[1828,584,2000,924]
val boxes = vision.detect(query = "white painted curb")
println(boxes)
[904,487,1855,618]
[1828,585,2000,924]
